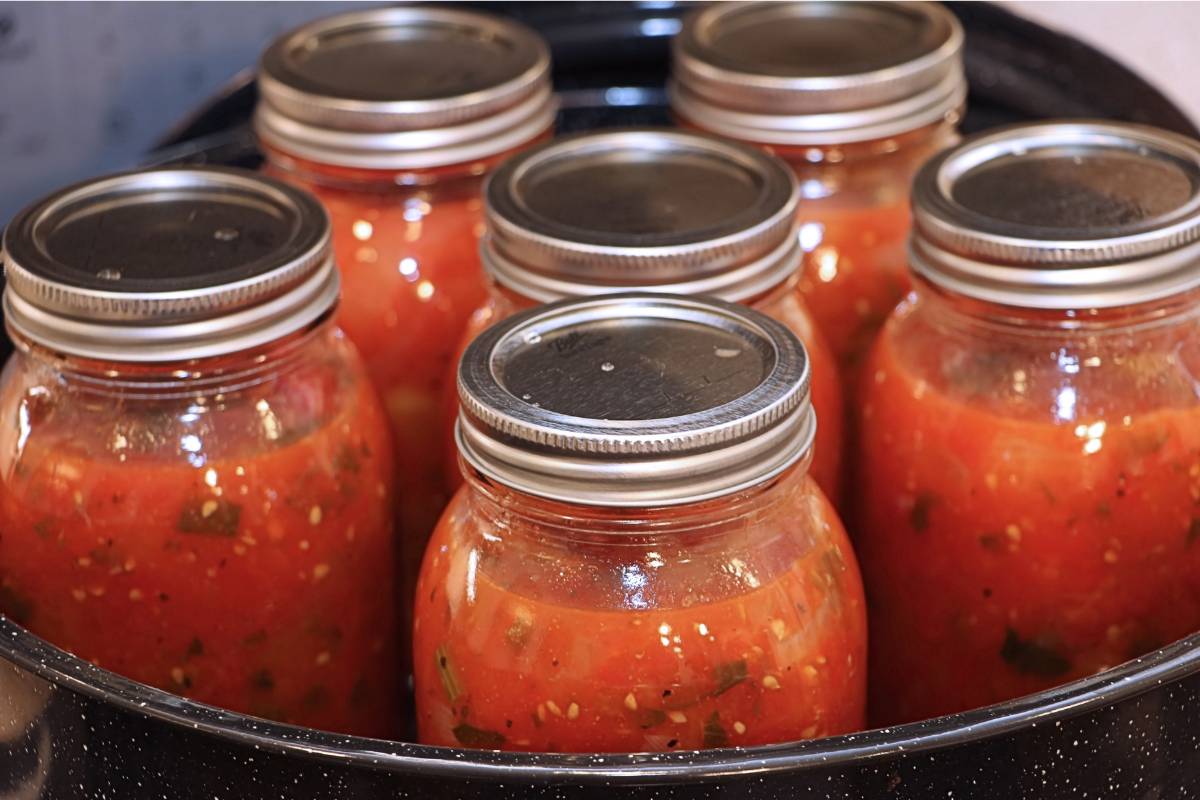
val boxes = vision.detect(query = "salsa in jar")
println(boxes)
[416,294,866,752]
[857,122,1200,724]
[0,168,396,737]
[671,1,964,389]
[255,8,555,583]
[444,129,844,504]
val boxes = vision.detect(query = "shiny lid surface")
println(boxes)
[3,167,337,361]
[256,7,555,169]
[457,293,814,507]
[670,1,965,145]
[910,120,1200,309]
[483,129,801,303]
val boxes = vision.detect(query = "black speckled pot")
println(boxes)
[3,3,1200,798]
[2,619,1200,798]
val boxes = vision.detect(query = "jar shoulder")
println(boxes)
[871,295,1200,424]
[428,473,855,614]
[0,328,384,474]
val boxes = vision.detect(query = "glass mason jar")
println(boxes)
[0,168,396,737]
[857,122,1200,725]
[670,0,964,391]
[416,294,866,752]
[255,8,556,571]
[444,129,845,504]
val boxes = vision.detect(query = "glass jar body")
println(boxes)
[442,278,845,504]
[856,284,1200,724]
[0,321,397,737]
[413,464,866,752]
[262,137,546,555]
[679,120,959,392]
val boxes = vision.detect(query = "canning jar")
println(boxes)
[857,122,1200,724]
[0,168,396,737]
[670,1,964,388]
[255,7,555,562]
[444,129,844,503]
[416,293,866,752]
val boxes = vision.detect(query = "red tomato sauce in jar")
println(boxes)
[262,148,535,548]
[670,1,964,389]
[255,7,555,560]
[442,130,844,505]
[416,293,867,752]
[0,167,397,737]
[856,122,1200,724]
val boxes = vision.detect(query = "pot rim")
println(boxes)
[1,617,1197,784]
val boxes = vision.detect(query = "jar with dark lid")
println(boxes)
[856,121,1200,725]
[255,7,556,557]
[0,168,396,737]
[445,128,845,504]
[670,1,965,386]
[415,293,866,752]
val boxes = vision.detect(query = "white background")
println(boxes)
[1012,1,1200,124]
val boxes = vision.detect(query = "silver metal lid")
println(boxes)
[255,7,556,169]
[670,1,965,145]
[483,129,801,303]
[909,120,1200,309]
[456,293,814,507]
[2,167,337,362]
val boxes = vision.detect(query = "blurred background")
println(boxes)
[0,1,1197,224]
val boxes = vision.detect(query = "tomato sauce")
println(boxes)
[0,332,397,736]
[670,0,965,394]
[0,165,398,737]
[264,152,495,547]
[736,129,957,393]
[417,292,866,752]
[415,473,866,752]
[853,120,1200,724]
[859,294,1200,724]
[255,7,555,592]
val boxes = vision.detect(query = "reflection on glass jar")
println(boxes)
[417,294,866,752]
[444,129,844,504]
[670,1,965,392]
[0,661,51,799]
[0,168,396,737]
[857,122,1200,724]
[255,8,556,580]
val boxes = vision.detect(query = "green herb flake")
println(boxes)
[185,637,204,659]
[712,659,749,696]
[1131,428,1170,456]
[909,492,937,533]
[1000,628,1070,677]
[979,533,1003,552]
[243,629,268,647]
[1188,519,1200,548]
[178,499,242,537]
[702,712,729,748]
[32,519,56,540]
[334,444,362,475]
[638,709,668,730]
[0,585,33,626]
[505,618,532,651]
[302,685,330,710]
[452,723,506,749]
[250,669,275,691]
[436,646,462,703]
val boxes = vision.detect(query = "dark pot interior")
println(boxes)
[2,3,1199,798]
